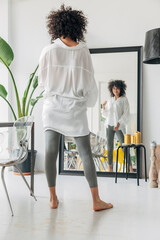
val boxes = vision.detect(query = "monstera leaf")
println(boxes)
[0,37,14,67]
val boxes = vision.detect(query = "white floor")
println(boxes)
[0,171,160,240]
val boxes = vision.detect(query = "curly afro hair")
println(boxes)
[46,4,88,43]
[108,80,127,97]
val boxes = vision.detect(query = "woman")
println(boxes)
[38,5,113,211]
[102,80,133,172]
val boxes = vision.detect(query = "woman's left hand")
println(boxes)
[114,122,120,131]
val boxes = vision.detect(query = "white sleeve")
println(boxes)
[85,50,98,107]
[102,103,109,117]
[118,97,130,125]
[37,48,48,89]
[86,76,98,107]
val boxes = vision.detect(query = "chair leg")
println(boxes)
[1,166,14,216]
[94,158,101,171]
[14,165,37,201]
[115,148,119,183]
[100,161,105,171]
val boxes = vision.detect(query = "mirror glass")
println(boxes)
[61,47,142,176]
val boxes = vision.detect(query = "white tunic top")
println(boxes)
[38,38,98,136]
[102,96,130,133]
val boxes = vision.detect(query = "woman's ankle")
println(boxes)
[90,187,101,202]
[49,186,57,198]
[108,164,113,172]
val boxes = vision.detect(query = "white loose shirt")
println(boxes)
[38,38,98,136]
[102,96,130,134]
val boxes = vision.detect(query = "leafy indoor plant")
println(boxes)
[0,36,44,174]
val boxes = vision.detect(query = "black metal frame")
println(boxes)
[0,122,35,193]
[115,144,147,185]
[59,46,143,178]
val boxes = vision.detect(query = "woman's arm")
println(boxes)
[37,47,48,89]
[85,49,98,107]
[118,97,130,126]
[102,101,109,117]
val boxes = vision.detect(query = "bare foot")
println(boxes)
[93,199,113,211]
[50,196,59,209]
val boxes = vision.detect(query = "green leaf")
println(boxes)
[0,84,17,120]
[30,98,38,106]
[36,95,43,99]
[32,76,38,89]
[30,93,44,107]
[29,91,43,116]
[0,84,8,98]
[0,38,22,117]
[29,73,34,80]
[23,89,27,98]
[0,37,14,66]
[40,90,45,96]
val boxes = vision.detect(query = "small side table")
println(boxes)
[115,143,147,186]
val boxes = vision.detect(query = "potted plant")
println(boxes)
[0,36,44,175]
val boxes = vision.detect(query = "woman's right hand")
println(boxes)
[102,101,107,110]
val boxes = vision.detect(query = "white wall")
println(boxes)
[7,0,160,174]
[0,0,9,122]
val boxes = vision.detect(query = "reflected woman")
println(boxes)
[102,80,133,172]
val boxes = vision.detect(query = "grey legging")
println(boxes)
[45,130,98,188]
[107,125,131,167]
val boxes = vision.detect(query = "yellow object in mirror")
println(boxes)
[124,134,131,144]
[135,131,141,144]
[131,135,136,144]
[100,144,124,172]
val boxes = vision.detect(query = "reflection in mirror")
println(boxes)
[64,133,108,172]
[61,47,142,177]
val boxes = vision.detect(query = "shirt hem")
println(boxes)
[43,127,90,137]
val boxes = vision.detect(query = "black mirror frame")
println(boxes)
[59,46,143,179]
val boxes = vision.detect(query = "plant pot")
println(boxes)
[13,150,37,175]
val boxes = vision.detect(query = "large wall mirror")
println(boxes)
[59,46,143,178]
